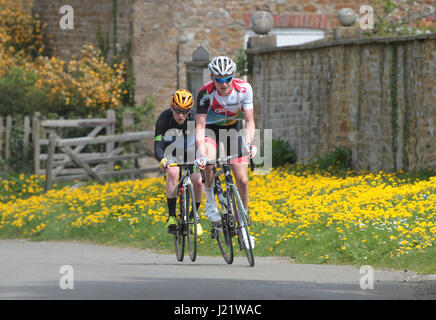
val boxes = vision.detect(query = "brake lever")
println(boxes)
[250,158,255,172]
[200,169,205,183]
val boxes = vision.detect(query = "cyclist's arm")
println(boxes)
[243,108,255,146]
[154,138,166,162]
[242,83,255,146]
[195,114,207,158]
[195,88,210,158]
[154,112,168,162]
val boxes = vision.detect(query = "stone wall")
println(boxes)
[248,35,436,172]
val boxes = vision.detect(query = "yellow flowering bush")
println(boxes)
[68,45,125,110]
[27,45,125,115]
[0,0,44,59]
[0,0,125,117]
[0,46,16,77]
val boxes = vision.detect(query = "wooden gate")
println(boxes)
[35,110,159,192]
[33,110,118,175]
[44,130,157,192]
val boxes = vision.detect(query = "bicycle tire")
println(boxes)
[186,183,197,262]
[230,185,255,267]
[214,187,234,264]
[174,190,185,262]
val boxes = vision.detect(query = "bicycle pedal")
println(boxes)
[210,228,217,239]
[168,225,177,235]
[213,225,223,233]
[211,222,223,232]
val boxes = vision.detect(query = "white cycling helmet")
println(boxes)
[208,56,236,76]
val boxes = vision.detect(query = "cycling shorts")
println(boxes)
[204,123,248,165]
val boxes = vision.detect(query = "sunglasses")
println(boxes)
[213,75,234,84]
[171,107,190,115]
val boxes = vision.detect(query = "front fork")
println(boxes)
[213,165,236,234]
[177,173,191,232]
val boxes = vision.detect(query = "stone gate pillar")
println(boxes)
[185,45,210,103]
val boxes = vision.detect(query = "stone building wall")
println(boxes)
[31,0,436,141]
[32,0,367,118]
[130,0,363,114]
[33,0,134,58]
[248,35,436,172]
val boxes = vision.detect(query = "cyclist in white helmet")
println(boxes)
[195,56,257,233]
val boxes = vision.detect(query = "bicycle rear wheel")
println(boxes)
[185,183,197,262]
[214,190,234,264]
[230,185,255,267]
[174,190,185,262]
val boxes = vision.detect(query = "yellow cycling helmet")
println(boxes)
[170,89,194,110]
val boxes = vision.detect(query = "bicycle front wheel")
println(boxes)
[214,191,234,264]
[174,190,186,262]
[230,185,255,267]
[185,183,197,262]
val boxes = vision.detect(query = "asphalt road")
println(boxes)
[0,239,435,300]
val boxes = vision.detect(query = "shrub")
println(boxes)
[0,67,49,116]
[272,138,296,167]
[6,117,34,173]
[365,0,436,37]
[315,146,352,170]
[234,48,250,77]
[115,94,156,133]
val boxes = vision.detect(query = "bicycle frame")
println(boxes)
[164,162,199,262]
[165,162,196,194]
[206,153,255,267]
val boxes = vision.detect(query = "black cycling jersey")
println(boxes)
[154,108,196,162]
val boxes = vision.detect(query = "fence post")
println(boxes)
[44,133,57,192]
[0,116,3,161]
[33,112,41,174]
[122,109,135,169]
[5,116,12,164]
[23,116,30,162]
[106,109,116,171]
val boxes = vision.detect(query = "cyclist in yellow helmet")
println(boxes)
[154,89,204,235]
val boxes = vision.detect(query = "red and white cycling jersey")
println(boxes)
[196,78,254,126]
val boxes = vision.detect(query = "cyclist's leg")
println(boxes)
[165,166,179,198]
[190,169,204,235]
[229,134,249,211]
[201,134,221,222]
[164,166,180,230]
[203,136,217,188]
[188,144,204,211]
[191,170,204,209]
[229,136,254,252]
[231,163,249,211]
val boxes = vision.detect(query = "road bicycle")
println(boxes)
[164,162,199,262]
[206,152,255,267]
